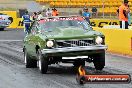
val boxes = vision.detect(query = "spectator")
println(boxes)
[82,8,91,24]
[37,11,43,20]
[46,8,52,17]
[42,6,46,12]
[118,0,130,29]
[91,6,98,17]
[32,12,38,21]
[79,9,82,16]
[52,8,59,16]
[22,11,32,35]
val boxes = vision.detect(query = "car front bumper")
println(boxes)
[0,21,10,28]
[0,24,10,27]
[41,45,107,55]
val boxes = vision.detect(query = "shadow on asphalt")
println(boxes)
[0,29,11,31]
[48,66,78,75]
[46,65,117,75]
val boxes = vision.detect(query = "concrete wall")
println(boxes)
[94,27,132,56]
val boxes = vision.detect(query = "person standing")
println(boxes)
[37,11,43,20]
[82,8,91,24]
[91,6,98,18]
[22,11,32,35]
[52,8,59,16]
[79,9,82,16]
[46,8,52,17]
[32,12,38,21]
[119,0,130,29]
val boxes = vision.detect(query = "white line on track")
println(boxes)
[0,40,23,42]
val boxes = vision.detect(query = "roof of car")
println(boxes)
[39,15,83,20]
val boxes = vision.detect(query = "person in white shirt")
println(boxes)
[37,11,43,20]
[46,8,52,17]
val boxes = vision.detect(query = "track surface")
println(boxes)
[0,29,131,88]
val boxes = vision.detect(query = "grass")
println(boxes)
[0,8,17,11]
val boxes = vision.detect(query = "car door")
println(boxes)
[24,22,38,56]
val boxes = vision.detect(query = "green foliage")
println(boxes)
[0,8,17,11]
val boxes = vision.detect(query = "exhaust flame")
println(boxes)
[76,65,86,84]
[78,66,86,76]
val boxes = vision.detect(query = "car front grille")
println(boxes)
[56,39,95,48]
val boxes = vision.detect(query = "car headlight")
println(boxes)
[6,22,10,25]
[46,40,54,47]
[95,36,103,45]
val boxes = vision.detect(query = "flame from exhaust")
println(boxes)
[78,66,86,76]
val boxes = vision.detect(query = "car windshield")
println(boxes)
[39,19,92,32]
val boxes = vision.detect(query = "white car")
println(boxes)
[0,13,13,31]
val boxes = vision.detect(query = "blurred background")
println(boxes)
[0,0,131,19]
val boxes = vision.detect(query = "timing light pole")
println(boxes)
[102,0,105,18]
[68,0,71,16]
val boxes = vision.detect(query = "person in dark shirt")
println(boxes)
[22,11,32,34]
[91,7,98,17]
[32,12,38,21]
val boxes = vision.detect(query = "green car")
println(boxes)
[23,16,107,74]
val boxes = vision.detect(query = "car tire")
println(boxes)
[38,49,48,74]
[93,50,105,70]
[73,60,85,67]
[24,49,37,68]
[0,28,4,31]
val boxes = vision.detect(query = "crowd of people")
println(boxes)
[79,7,98,25]
[22,0,131,35]
[80,0,131,29]
[22,8,59,34]
[32,8,59,20]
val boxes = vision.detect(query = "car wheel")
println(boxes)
[73,60,85,67]
[38,49,48,74]
[93,50,105,70]
[24,49,37,68]
[0,28,4,31]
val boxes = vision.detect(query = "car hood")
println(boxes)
[40,27,104,40]
[0,15,10,20]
